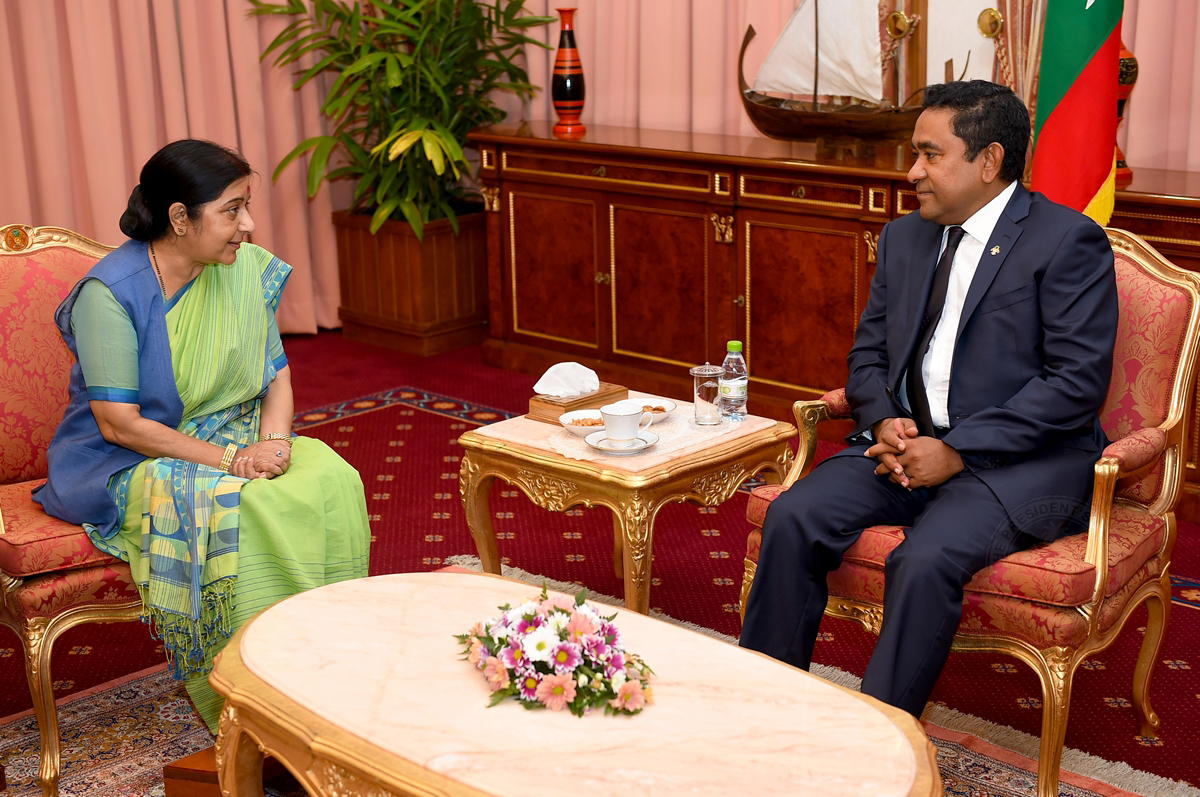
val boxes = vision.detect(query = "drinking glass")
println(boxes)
[689,363,724,426]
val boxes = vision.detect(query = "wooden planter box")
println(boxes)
[332,209,488,356]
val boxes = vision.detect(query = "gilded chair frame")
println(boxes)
[0,224,142,797]
[740,229,1200,797]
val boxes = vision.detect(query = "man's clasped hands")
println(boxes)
[866,417,964,490]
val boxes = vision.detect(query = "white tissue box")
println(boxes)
[527,382,628,425]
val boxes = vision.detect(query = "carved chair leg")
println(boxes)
[740,556,757,625]
[1132,585,1169,738]
[1032,648,1076,797]
[18,616,62,797]
[459,460,501,575]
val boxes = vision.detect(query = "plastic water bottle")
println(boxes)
[719,340,748,421]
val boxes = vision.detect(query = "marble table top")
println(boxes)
[235,571,937,797]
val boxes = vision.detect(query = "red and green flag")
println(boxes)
[1030,0,1123,225]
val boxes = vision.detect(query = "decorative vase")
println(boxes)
[1115,40,1138,189]
[551,8,586,140]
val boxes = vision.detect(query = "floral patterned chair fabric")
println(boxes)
[738,230,1200,797]
[0,224,142,797]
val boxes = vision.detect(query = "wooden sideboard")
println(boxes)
[467,122,1200,514]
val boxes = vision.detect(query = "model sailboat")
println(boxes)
[739,0,922,144]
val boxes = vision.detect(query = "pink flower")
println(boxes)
[582,636,608,662]
[517,615,544,634]
[538,595,576,616]
[609,679,647,712]
[500,641,527,670]
[550,642,582,674]
[536,673,577,711]
[483,657,510,692]
[468,621,484,637]
[467,638,485,668]
[564,611,598,644]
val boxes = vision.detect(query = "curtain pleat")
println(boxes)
[0,0,1193,334]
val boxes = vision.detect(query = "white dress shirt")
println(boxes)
[905,180,1018,430]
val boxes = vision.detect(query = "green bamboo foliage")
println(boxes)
[250,0,553,240]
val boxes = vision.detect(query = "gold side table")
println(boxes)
[457,399,796,614]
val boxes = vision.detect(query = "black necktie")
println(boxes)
[906,225,965,437]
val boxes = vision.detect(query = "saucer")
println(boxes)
[584,430,659,455]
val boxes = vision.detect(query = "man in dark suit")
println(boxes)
[739,80,1118,717]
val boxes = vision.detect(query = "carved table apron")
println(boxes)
[456,399,796,614]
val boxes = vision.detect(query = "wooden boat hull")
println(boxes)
[738,25,922,144]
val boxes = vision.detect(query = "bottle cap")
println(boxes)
[726,340,743,353]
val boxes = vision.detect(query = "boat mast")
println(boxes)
[812,0,819,111]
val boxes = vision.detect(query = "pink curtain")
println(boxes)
[0,0,340,333]
[1120,0,1200,173]
[1,1,1194,335]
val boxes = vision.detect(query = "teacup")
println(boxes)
[600,402,653,447]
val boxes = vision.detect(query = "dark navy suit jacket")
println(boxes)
[837,182,1119,540]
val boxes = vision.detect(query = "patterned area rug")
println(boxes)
[2,338,1198,793]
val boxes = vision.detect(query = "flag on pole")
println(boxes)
[1030,0,1123,226]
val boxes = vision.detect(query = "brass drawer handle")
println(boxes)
[595,272,611,285]
[791,185,807,199]
[592,166,606,178]
[733,295,746,307]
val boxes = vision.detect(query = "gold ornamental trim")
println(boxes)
[896,189,919,215]
[0,224,113,257]
[868,188,888,213]
[480,147,495,171]
[864,231,880,263]
[509,190,599,349]
[738,174,864,210]
[714,172,732,196]
[501,151,712,194]
[610,202,710,368]
[743,220,859,385]
[1109,209,1200,248]
[480,187,499,212]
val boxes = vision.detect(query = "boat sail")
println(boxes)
[739,0,922,144]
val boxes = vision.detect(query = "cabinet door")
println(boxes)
[737,208,868,401]
[504,182,603,353]
[608,196,735,373]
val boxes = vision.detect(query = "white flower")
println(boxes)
[522,626,558,662]
[577,674,590,688]
[515,601,540,617]
[492,623,510,640]
[611,670,627,692]
[548,612,571,633]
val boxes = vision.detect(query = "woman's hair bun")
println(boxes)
[118,184,161,241]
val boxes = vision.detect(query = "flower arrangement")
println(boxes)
[456,587,654,717]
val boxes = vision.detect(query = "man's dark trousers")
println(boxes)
[739,451,1039,717]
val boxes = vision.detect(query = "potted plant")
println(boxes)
[251,0,553,354]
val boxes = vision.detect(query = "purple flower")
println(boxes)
[605,651,626,678]
[549,642,582,674]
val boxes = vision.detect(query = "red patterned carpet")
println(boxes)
[2,332,1198,791]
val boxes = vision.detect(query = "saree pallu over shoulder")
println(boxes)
[33,240,182,536]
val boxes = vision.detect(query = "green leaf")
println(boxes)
[386,130,424,162]
[369,200,398,234]
[397,199,423,240]
[307,137,338,197]
[421,131,445,175]
[271,136,325,183]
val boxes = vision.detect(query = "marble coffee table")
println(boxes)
[210,571,941,797]
[457,393,796,614]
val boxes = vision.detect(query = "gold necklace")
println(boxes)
[148,242,168,299]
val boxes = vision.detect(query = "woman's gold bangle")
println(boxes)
[260,432,293,445]
[219,443,239,473]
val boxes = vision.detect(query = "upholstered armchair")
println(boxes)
[0,224,143,797]
[739,229,1200,797]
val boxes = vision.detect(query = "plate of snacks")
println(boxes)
[559,409,606,436]
[616,398,677,424]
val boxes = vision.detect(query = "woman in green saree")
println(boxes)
[34,140,371,732]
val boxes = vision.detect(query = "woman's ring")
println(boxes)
[276,450,284,457]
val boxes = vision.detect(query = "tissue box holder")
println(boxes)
[526,382,628,425]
